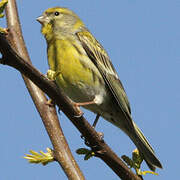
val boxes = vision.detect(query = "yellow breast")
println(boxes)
[47,38,103,102]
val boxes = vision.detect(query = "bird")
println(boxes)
[37,7,162,171]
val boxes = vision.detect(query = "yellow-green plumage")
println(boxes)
[37,7,162,171]
[48,38,105,105]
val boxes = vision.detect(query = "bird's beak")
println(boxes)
[36,15,45,24]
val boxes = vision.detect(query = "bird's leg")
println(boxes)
[81,113,104,147]
[73,94,103,117]
[93,114,104,139]
[92,114,100,128]
[73,99,97,117]
[73,101,94,117]
[73,100,96,107]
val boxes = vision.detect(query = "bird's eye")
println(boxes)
[54,11,60,16]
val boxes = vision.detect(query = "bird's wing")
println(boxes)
[76,30,132,121]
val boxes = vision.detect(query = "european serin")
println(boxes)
[37,7,162,171]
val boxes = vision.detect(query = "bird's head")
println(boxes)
[37,7,84,40]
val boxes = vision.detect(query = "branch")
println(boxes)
[0,32,142,180]
[4,0,85,180]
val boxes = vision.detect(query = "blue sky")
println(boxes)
[0,0,179,179]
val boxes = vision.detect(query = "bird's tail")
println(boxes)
[129,121,162,171]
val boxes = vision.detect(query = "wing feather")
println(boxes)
[76,30,132,121]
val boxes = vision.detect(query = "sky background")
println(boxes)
[0,0,179,179]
